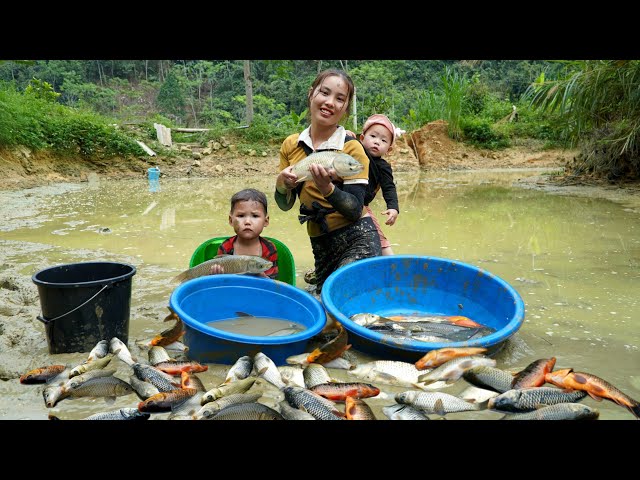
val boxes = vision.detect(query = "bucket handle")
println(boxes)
[37,283,111,325]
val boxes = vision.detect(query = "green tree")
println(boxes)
[156,71,185,121]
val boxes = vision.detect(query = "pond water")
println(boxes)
[1,169,638,420]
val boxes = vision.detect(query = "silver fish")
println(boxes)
[149,345,173,366]
[86,340,109,361]
[109,337,136,366]
[224,355,253,384]
[501,402,599,420]
[303,363,335,389]
[462,365,515,393]
[254,352,286,390]
[132,363,180,392]
[84,408,150,421]
[292,151,363,183]
[129,375,160,400]
[68,355,112,378]
[196,393,263,420]
[282,386,344,420]
[63,376,134,399]
[172,254,272,283]
[348,360,425,389]
[488,387,588,413]
[417,355,496,386]
[395,390,487,416]
[383,403,430,420]
[201,376,257,405]
[278,400,316,420]
[278,366,306,388]
[209,402,284,420]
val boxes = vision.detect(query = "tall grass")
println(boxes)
[441,66,469,141]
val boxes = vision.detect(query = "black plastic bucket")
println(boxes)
[32,262,137,354]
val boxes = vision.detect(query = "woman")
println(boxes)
[274,69,381,292]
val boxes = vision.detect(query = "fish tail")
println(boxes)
[172,271,189,283]
[629,403,640,419]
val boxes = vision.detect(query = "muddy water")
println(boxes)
[1,169,639,420]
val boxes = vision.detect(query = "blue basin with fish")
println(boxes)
[321,255,525,362]
[170,274,326,365]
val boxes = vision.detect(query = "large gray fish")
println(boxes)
[278,400,317,420]
[278,365,306,388]
[462,365,515,393]
[84,408,150,421]
[149,345,173,366]
[132,363,180,392]
[201,376,257,405]
[109,337,137,366]
[501,402,599,420]
[417,355,496,386]
[224,355,253,384]
[209,402,284,420]
[65,368,117,391]
[254,352,287,390]
[282,386,345,420]
[86,340,110,361]
[63,376,134,400]
[172,254,272,283]
[383,403,430,420]
[196,393,263,420]
[488,387,588,413]
[303,363,335,389]
[348,360,425,389]
[68,355,113,378]
[395,390,488,415]
[129,375,160,400]
[292,151,363,183]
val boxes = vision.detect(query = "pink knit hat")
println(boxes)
[362,114,396,146]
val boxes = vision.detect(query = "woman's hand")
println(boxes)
[309,163,336,197]
[276,166,298,193]
[382,208,399,226]
[209,264,225,275]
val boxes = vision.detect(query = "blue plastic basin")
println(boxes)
[170,274,326,365]
[321,255,525,361]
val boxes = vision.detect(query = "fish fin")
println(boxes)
[629,404,640,419]
[534,403,550,410]
[257,366,268,376]
[417,373,431,383]
[433,398,446,416]
[587,391,604,402]
[475,399,490,410]
[236,311,254,317]
[104,396,117,405]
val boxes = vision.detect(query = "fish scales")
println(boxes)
[489,387,588,412]
[292,151,363,183]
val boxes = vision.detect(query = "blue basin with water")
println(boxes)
[321,255,525,361]
[169,274,326,365]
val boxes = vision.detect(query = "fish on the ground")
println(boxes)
[415,347,488,370]
[417,355,496,386]
[69,355,113,378]
[306,323,351,364]
[278,400,316,420]
[511,357,556,389]
[345,396,376,420]
[19,365,66,384]
[488,387,588,412]
[310,382,380,401]
[180,372,207,392]
[132,363,181,392]
[129,375,160,400]
[348,360,426,389]
[303,363,336,389]
[154,360,208,375]
[209,402,284,420]
[383,403,430,420]
[500,402,599,420]
[201,376,257,405]
[462,365,515,393]
[138,388,198,413]
[544,368,640,419]
[458,385,499,404]
[254,352,287,390]
[278,365,306,388]
[172,254,272,283]
[110,337,137,365]
[224,355,253,383]
[395,390,488,416]
[62,376,134,402]
[84,408,150,421]
[150,307,185,346]
[292,151,363,183]
[196,393,263,420]
[149,345,174,366]
[282,386,345,420]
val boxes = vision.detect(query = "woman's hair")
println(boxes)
[307,69,355,120]
[230,188,268,215]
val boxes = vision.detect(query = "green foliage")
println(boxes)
[156,71,185,120]
[0,82,142,157]
[24,78,61,103]
[523,60,640,178]
[461,117,510,149]
[441,66,469,141]
[403,91,444,131]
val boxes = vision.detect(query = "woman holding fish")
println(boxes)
[274,69,381,292]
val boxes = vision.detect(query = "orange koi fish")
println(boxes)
[307,323,351,364]
[415,347,488,370]
[512,357,556,389]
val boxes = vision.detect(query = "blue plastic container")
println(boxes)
[321,255,525,362]
[169,274,326,365]
[147,167,160,192]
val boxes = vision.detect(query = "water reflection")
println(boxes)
[1,169,639,419]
